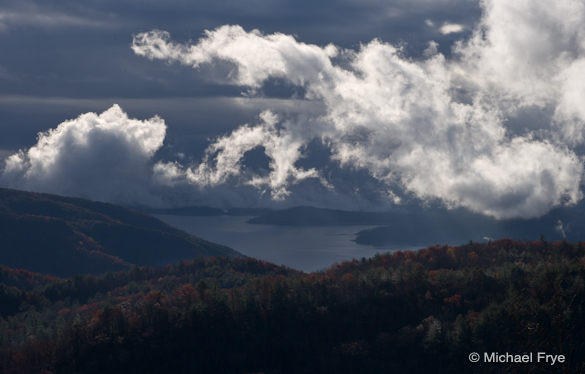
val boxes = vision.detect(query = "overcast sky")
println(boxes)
[1,0,584,218]
[0,0,479,147]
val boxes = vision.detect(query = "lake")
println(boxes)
[155,214,419,272]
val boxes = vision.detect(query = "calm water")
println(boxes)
[155,214,418,272]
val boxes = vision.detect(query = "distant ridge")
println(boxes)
[145,206,273,217]
[0,188,242,277]
[148,206,225,216]
[245,205,584,246]
[246,206,397,226]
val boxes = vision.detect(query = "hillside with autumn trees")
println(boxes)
[1,239,584,373]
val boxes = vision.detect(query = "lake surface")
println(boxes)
[155,214,419,272]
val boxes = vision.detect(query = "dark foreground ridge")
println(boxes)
[1,239,584,373]
[0,188,241,276]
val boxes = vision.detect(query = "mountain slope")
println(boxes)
[2,240,585,373]
[0,188,241,276]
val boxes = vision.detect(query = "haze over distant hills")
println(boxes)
[0,188,241,277]
[252,205,585,246]
[147,204,583,247]
[147,206,272,217]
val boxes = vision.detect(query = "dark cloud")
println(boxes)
[0,0,480,94]
[0,0,480,177]
[16,0,585,219]
[0,0,480,152]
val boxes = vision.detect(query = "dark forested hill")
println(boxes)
[1,239,585,373]
[0,188,241,276]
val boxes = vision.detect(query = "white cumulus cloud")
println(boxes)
[4,0,584,219]
[1,104,167,204]
[439,23,464,35]
[132,0,585,219]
